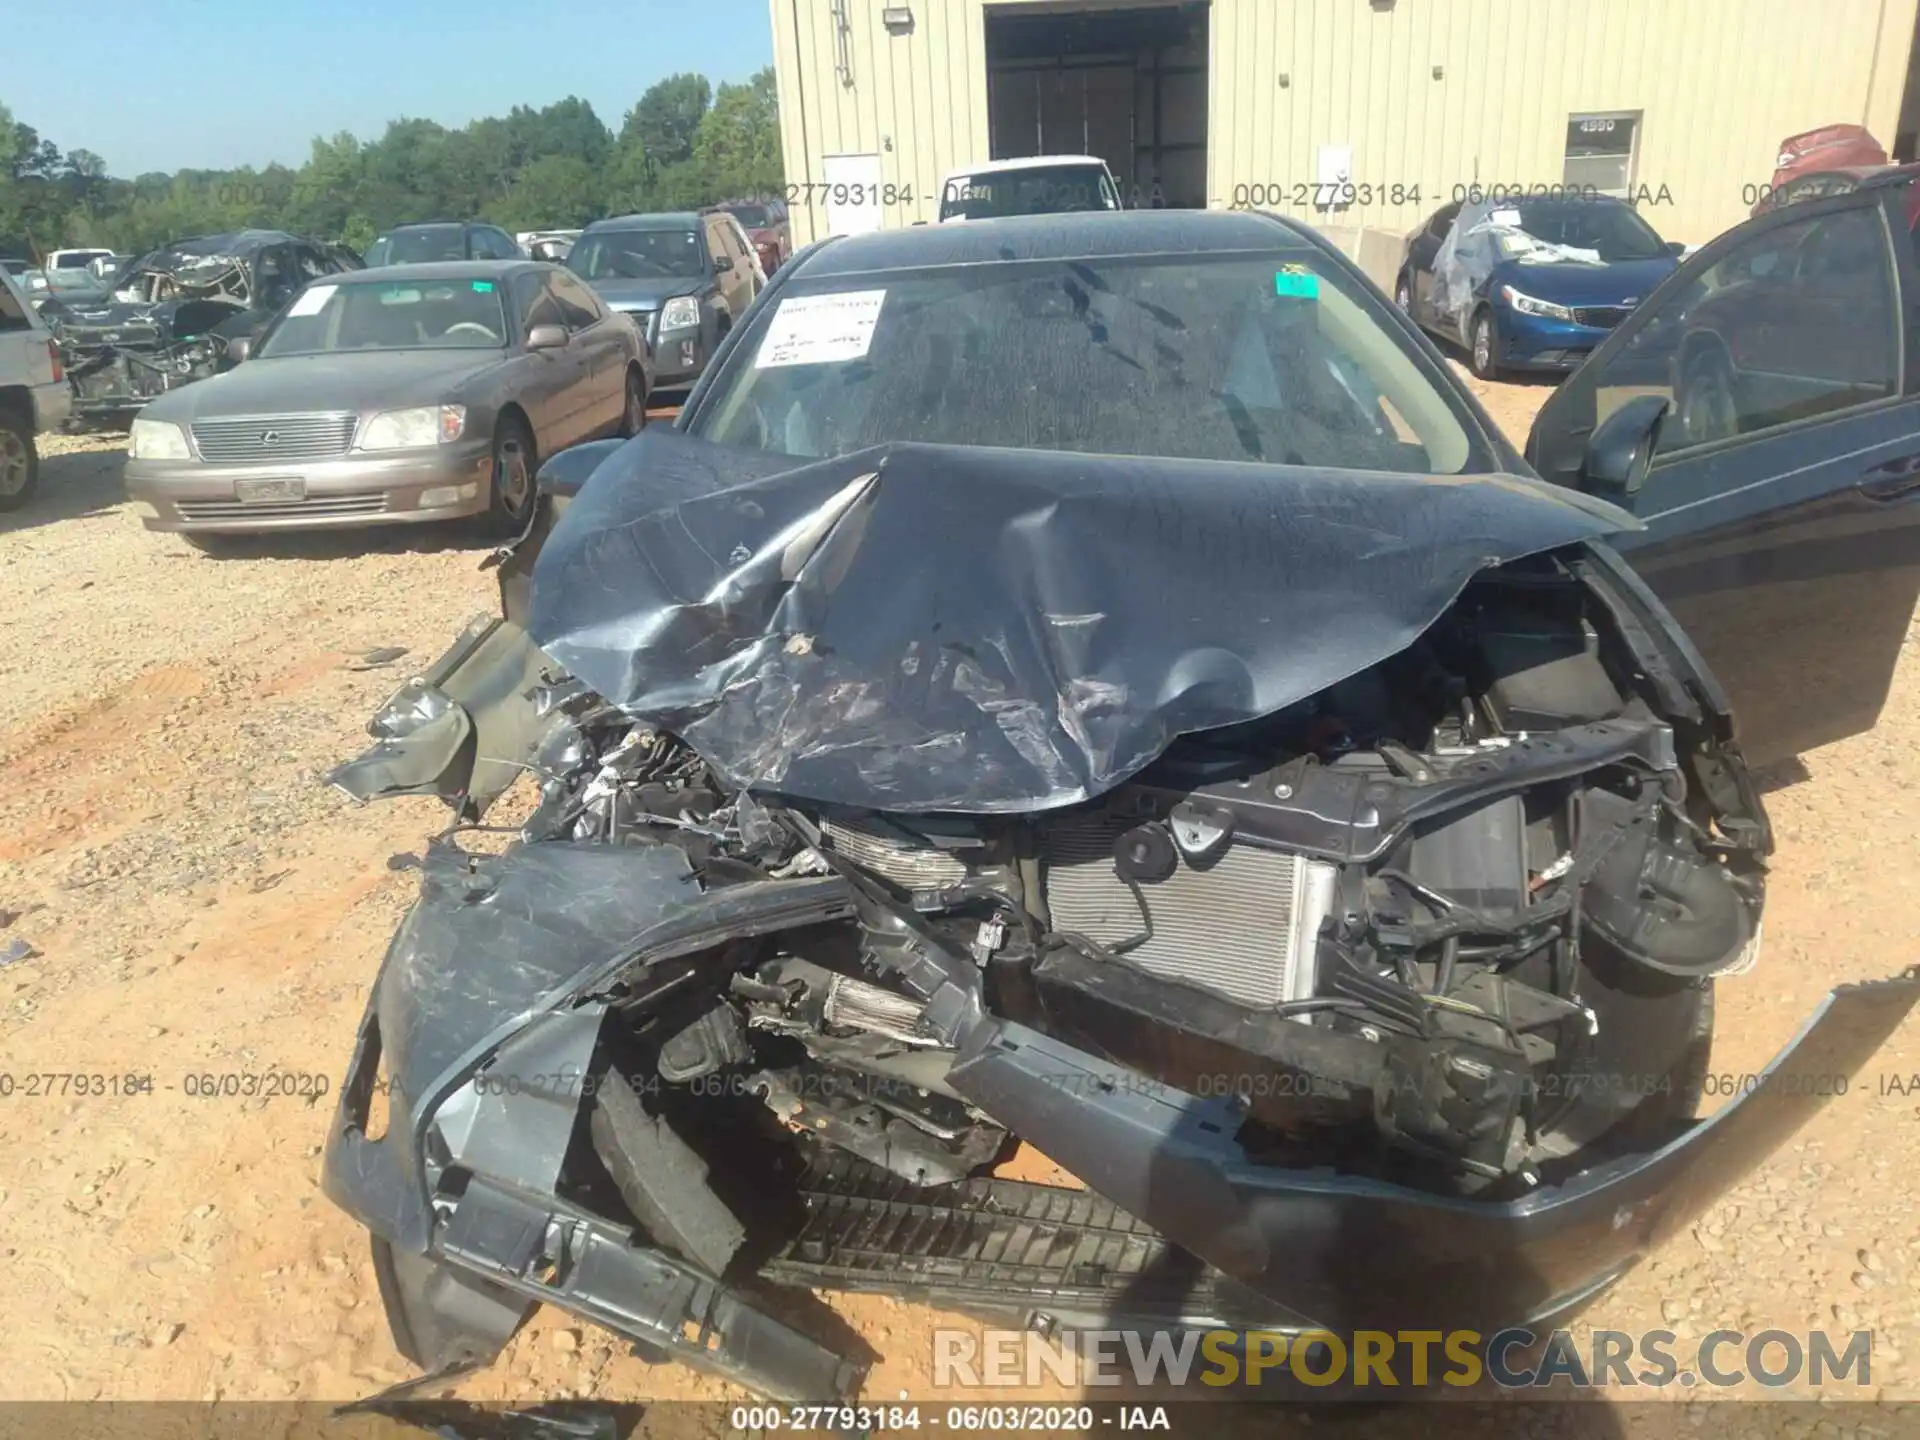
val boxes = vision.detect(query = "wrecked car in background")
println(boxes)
[44,229,359,426]
[1397,194,1684,379]
[319,206,1920,1403]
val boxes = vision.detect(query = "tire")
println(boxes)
[617,366,648,438]
[0,408,38,512]
[1468,307,1503,380]
[481,413,536,538]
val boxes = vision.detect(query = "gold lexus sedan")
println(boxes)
[123,259,653,549]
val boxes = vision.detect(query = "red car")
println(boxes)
[714,199,790,276]
[1750,124,1890,216]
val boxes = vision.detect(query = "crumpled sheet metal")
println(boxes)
[1433,198,1607,334]
[526,428,1638,814]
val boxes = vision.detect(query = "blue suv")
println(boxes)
[1396,195,1685,379]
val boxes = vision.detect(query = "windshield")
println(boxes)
[1506,200,1668,261]
[256,278,510,357]
[51,251,107,269]
[568,228,706,280]
[940,165,1118,220]
[690,251,1479,474]
[725,204,773,229]
[383,225,470,263]
[46,267,105,294]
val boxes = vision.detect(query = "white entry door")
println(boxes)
[822,153,884,236]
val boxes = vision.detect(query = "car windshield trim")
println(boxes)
[685,246,1500,476]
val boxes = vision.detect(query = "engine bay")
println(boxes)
[489,554,1765,1215]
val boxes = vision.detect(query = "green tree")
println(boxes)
[495,154,601,231]
[692,68,782,199]
[0,72,769,254]
[622,74,711,168]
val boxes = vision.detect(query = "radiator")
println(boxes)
[1042,817,1336,1011]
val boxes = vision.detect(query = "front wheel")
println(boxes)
[481,414,536,538]
[1468,307,1503,381]
[0,409,38,512]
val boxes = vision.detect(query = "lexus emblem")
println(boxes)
[261,430,280,446]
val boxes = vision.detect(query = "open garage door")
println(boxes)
[985,2,1209,209]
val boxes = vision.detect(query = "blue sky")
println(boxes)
[7,0,776,176]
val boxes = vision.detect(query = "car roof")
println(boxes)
[790,209,1317,279]
[587,212,705,230]
[942,155,1110,181]
[386,220,490,231]
[323,259,552,283]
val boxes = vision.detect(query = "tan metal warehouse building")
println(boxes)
[770,0,1920,281]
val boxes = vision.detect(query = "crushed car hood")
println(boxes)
[527,429,1642,813]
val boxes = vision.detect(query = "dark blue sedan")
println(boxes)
[1396,195,1684,378]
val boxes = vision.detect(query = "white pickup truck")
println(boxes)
[0,266,73,510]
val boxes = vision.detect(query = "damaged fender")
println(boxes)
[322,839,869,1401]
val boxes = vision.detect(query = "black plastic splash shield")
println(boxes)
[527,428,1637,813]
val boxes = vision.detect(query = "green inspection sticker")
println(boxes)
[472,281,495,292]
[1274,266,1320,299]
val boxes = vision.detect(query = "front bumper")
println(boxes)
[611,307,707,387]
[32,377,71,434]
[1497,308,1621,372]
[950,972,1920,1335]
[319,825,1919,1393]
[321,839,867,1401]
[124,440,493,532]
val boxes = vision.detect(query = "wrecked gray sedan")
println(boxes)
[319,210,1919,1402]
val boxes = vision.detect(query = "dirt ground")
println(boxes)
[1,376,1916,1433]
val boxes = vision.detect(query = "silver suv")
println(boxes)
[0,267,71,510]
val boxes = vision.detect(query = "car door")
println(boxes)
[1525,178,1920,767]
[510,271,585,453]
[548,269,627,436]
[1407,203,1462,323]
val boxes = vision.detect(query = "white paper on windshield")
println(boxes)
[1489,208,1522,226]
[288,286,337,317]
[754,290,886,368]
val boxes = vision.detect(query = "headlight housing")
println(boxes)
[128,417,190,460]
[1500,285,1575,322]
[359,405,467,451]
[660,296,702,331]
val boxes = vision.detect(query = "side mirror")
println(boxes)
[535,438,625,498]
[1581,394,1670,501]
[226,336,251,364]
[526,323,569,351]
[713,254,734,273]
[1666,240,1688,257]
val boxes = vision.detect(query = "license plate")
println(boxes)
[234,477,305,504]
